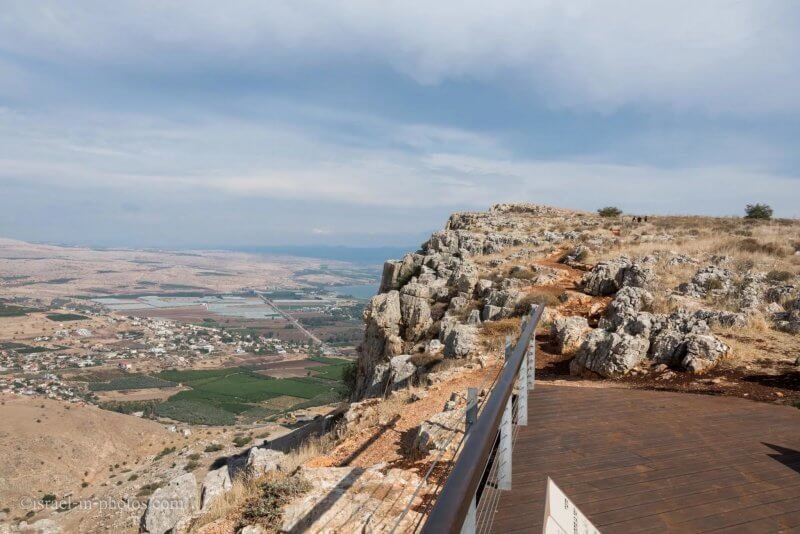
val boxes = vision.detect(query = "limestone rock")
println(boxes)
[246,447,284,475]
[141,473,199,534]
[648,328,686,366]
[399,293,432,341]
[580,257,632,296]
[451,262,479,295]
[362,291,403,358]
[570,329,650,377]
[416,410,465,452]
[551,316,591,355]
[682,334,729,373]
[560,244,590,266]
[442,323,476,359]
[19,520,61,534]
[678,265,733,298]
[201,466,232,511]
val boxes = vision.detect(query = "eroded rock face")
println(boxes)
[201,466,232,511]
[141,473,198,534]
[551,315,591,355]
[365,355,419,397]
[441,321,476,359]
[362,291,403,358]
[570,330,650,377]
[399,293,433,341]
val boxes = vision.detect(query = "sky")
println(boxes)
[1,1,799,249]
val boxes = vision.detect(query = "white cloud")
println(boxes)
[1,1,798,115]
[0,107,797,217]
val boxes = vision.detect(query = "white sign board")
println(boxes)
[543,477,601,534]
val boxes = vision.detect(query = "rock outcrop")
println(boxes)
[580,256,654,296]
[246,447,284,475]
[551,315,591,355]
[141,473,199,534]
[201,466,232,511]
[571,289,730,377]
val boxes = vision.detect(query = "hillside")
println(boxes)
[58,203,800,534]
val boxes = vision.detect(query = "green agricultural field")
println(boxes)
[150,366,345,425]
[0,303,39,317]
[310,362,350,381]
[88,374,176,391]
[46,313,88,322]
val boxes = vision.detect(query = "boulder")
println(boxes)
[570,329,650,377]
[466,309,482,325]
[678,265,733,298]
[416,410,465,452]
[246,447,284,475]
[141,473,199,534]
[682,334,729,373]
[201,466,232,511]
[551,316,591,355]
[442,323,476,359]
[648,328,686,366]
[451,263,479,294]
[560,244,589,266]
[579,257,632,296]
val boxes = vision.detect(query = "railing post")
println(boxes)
[465,387,478,434]
[498,396,513,490]
[517,351,528,426]
[527,305,538,389]
[460,494,476,534]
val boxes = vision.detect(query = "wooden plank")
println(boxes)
[490,385,800,534]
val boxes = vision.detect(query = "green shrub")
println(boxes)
[233,434,252,447]
[154,447,176,461]
[744,203,773,220]
[137,482,161,497]
[41,494,57,504]
[204,444,224,453]
[597,206,622,217]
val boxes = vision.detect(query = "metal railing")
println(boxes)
[420,304,543,534]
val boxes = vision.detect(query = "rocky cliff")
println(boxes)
[355,203,800,398]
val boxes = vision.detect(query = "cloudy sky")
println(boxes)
[1,1,799,248]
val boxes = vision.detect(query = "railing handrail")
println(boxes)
[421,304,544,533]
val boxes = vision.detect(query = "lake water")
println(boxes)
[322,284,379,300]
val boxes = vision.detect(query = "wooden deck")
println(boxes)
[491,384,800,533]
